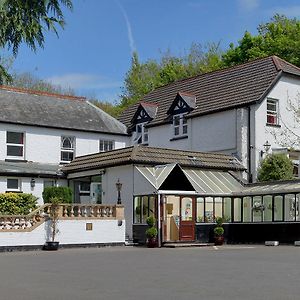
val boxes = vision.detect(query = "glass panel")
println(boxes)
[253,196,262,222]
[62,136,74,149]
[274,196,283,221]
[285,194,296,221]
[142,196,149,223]
[263,195,272,222]
[243,197,251,222]
[233,198,241,222]
[174,127,179,136]
[214,197,222,220]
[223,197,231,222]
[296,194,300,221]
[182,125,188,134]
[205,197,214,223]
[174,116,180,126]
[149,196,155,218]
[166,195,180,241]
[7,145,23,157]
[7,179,19,189]
[196,197,204,222]
[181,197,193,221]
[134,196,141,223]
[7,132,23,144]
[61,151,74,162]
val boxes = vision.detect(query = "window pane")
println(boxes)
[7,145,23,157]
[214,197,222,220]
[263,195,272,222]
[296,194,300,221]
[61,151,74,162]
[134,196,141,223]
[196,197,204,222]
[174,127,179,136]
[205,197,214,223]
[7,179,19,189]
[243,197,251,222]
[274,195,283,221]
[174,116,180,126]
[142,196,149,223]
[149,196,155,218]
[182,125,188,134]
[253,196,262,222]
[285,194,296,221]
[233,198,241,222]
[7,132,23,144]
[181,197,193,221]
[223,198,231,222]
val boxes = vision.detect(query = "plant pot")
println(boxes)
[214,236,224,246]
[43,241,59,251]
[146,238,157,248]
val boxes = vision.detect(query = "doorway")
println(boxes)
[163,195,195,242]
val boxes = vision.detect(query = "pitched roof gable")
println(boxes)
[118,56,300,127]
[0,86,127,135]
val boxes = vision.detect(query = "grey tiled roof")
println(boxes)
[0,161,65,177]
[0,86,127,135]
[63,145,245,173]
[118,56,300,128]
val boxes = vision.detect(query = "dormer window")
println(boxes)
[173,114,188,137]
[134,122,148,144]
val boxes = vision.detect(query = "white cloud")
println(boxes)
[46,73,122,90]
[267,6,300,17]
[115,0,136,54]
[238,0,260,12]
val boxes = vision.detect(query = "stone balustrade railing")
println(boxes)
[0,204,124,231]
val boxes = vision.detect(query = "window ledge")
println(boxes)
[266,123,281,128]
[170,135,188,141]
[5,159,27,163]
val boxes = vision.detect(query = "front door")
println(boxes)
[179,196,195,241]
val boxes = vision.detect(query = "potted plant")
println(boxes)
[145,216,158,248]
[214,217,225,246]
[43,197,61,251]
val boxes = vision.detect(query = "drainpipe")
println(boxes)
[247,106,253,183]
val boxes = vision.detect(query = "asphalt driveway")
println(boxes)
[0,245,299,300]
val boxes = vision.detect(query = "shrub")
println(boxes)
[0,193,38,215]
[146,227,158,239]
[214,227,224,237]
[146,216,156,227]
[257,154,294,182]
[42,186,72,204]
[215,217,224,227]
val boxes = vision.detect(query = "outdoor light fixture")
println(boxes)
[116,178,122,205]
[30,178,36,188]
[261,141,271,158]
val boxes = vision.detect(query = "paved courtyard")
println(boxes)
[0,245,299,300]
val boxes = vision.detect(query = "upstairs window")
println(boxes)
[100,140,114,152]
[6,132,24,159]
[267,99,279,125]
[133,122,148,144]
[61,136,75,163]
[173,114,188,137]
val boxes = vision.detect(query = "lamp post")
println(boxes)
[116,179,122,205]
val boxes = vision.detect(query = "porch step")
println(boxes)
[163,242,214,248]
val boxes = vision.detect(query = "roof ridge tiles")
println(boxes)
[0,85,86,101]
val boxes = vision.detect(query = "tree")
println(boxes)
[0,0,73,83]
[257,153,294,182]
[223,14,300,67]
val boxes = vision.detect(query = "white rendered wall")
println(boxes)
[253,75,300,179]
[0,123,128,164]
[0,219,125,247]
[0,176,67,205]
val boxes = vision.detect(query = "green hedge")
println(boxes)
[42,186,73,204]
[0,193,38,215]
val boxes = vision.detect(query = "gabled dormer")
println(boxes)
[167,92,196,139]
[130,102,158,145]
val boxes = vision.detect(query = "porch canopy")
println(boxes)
[135,163,242,195]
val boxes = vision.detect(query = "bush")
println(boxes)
[146,227,158,239]
[214,227,224,237]
[257,154,294,182]
[0,193,38,215]
[146,216,156,227]
[42,186,72,204]
[215,217,224,227]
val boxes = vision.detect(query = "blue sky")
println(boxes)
[8,0,300,103]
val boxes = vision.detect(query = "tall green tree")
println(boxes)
[0,0,73,83]
[223,14,300,67]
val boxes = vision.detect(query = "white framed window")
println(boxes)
[267,98,279,125]
[7,178,21,191]
[173,114,188,137]
[6,132,25,159]
[133,122,148,144]
[61,136,75,163]
[99,140,115,152]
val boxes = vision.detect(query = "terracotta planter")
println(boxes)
[146,238,157,248]
[214,236,224,246]
[43,241,59,251]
